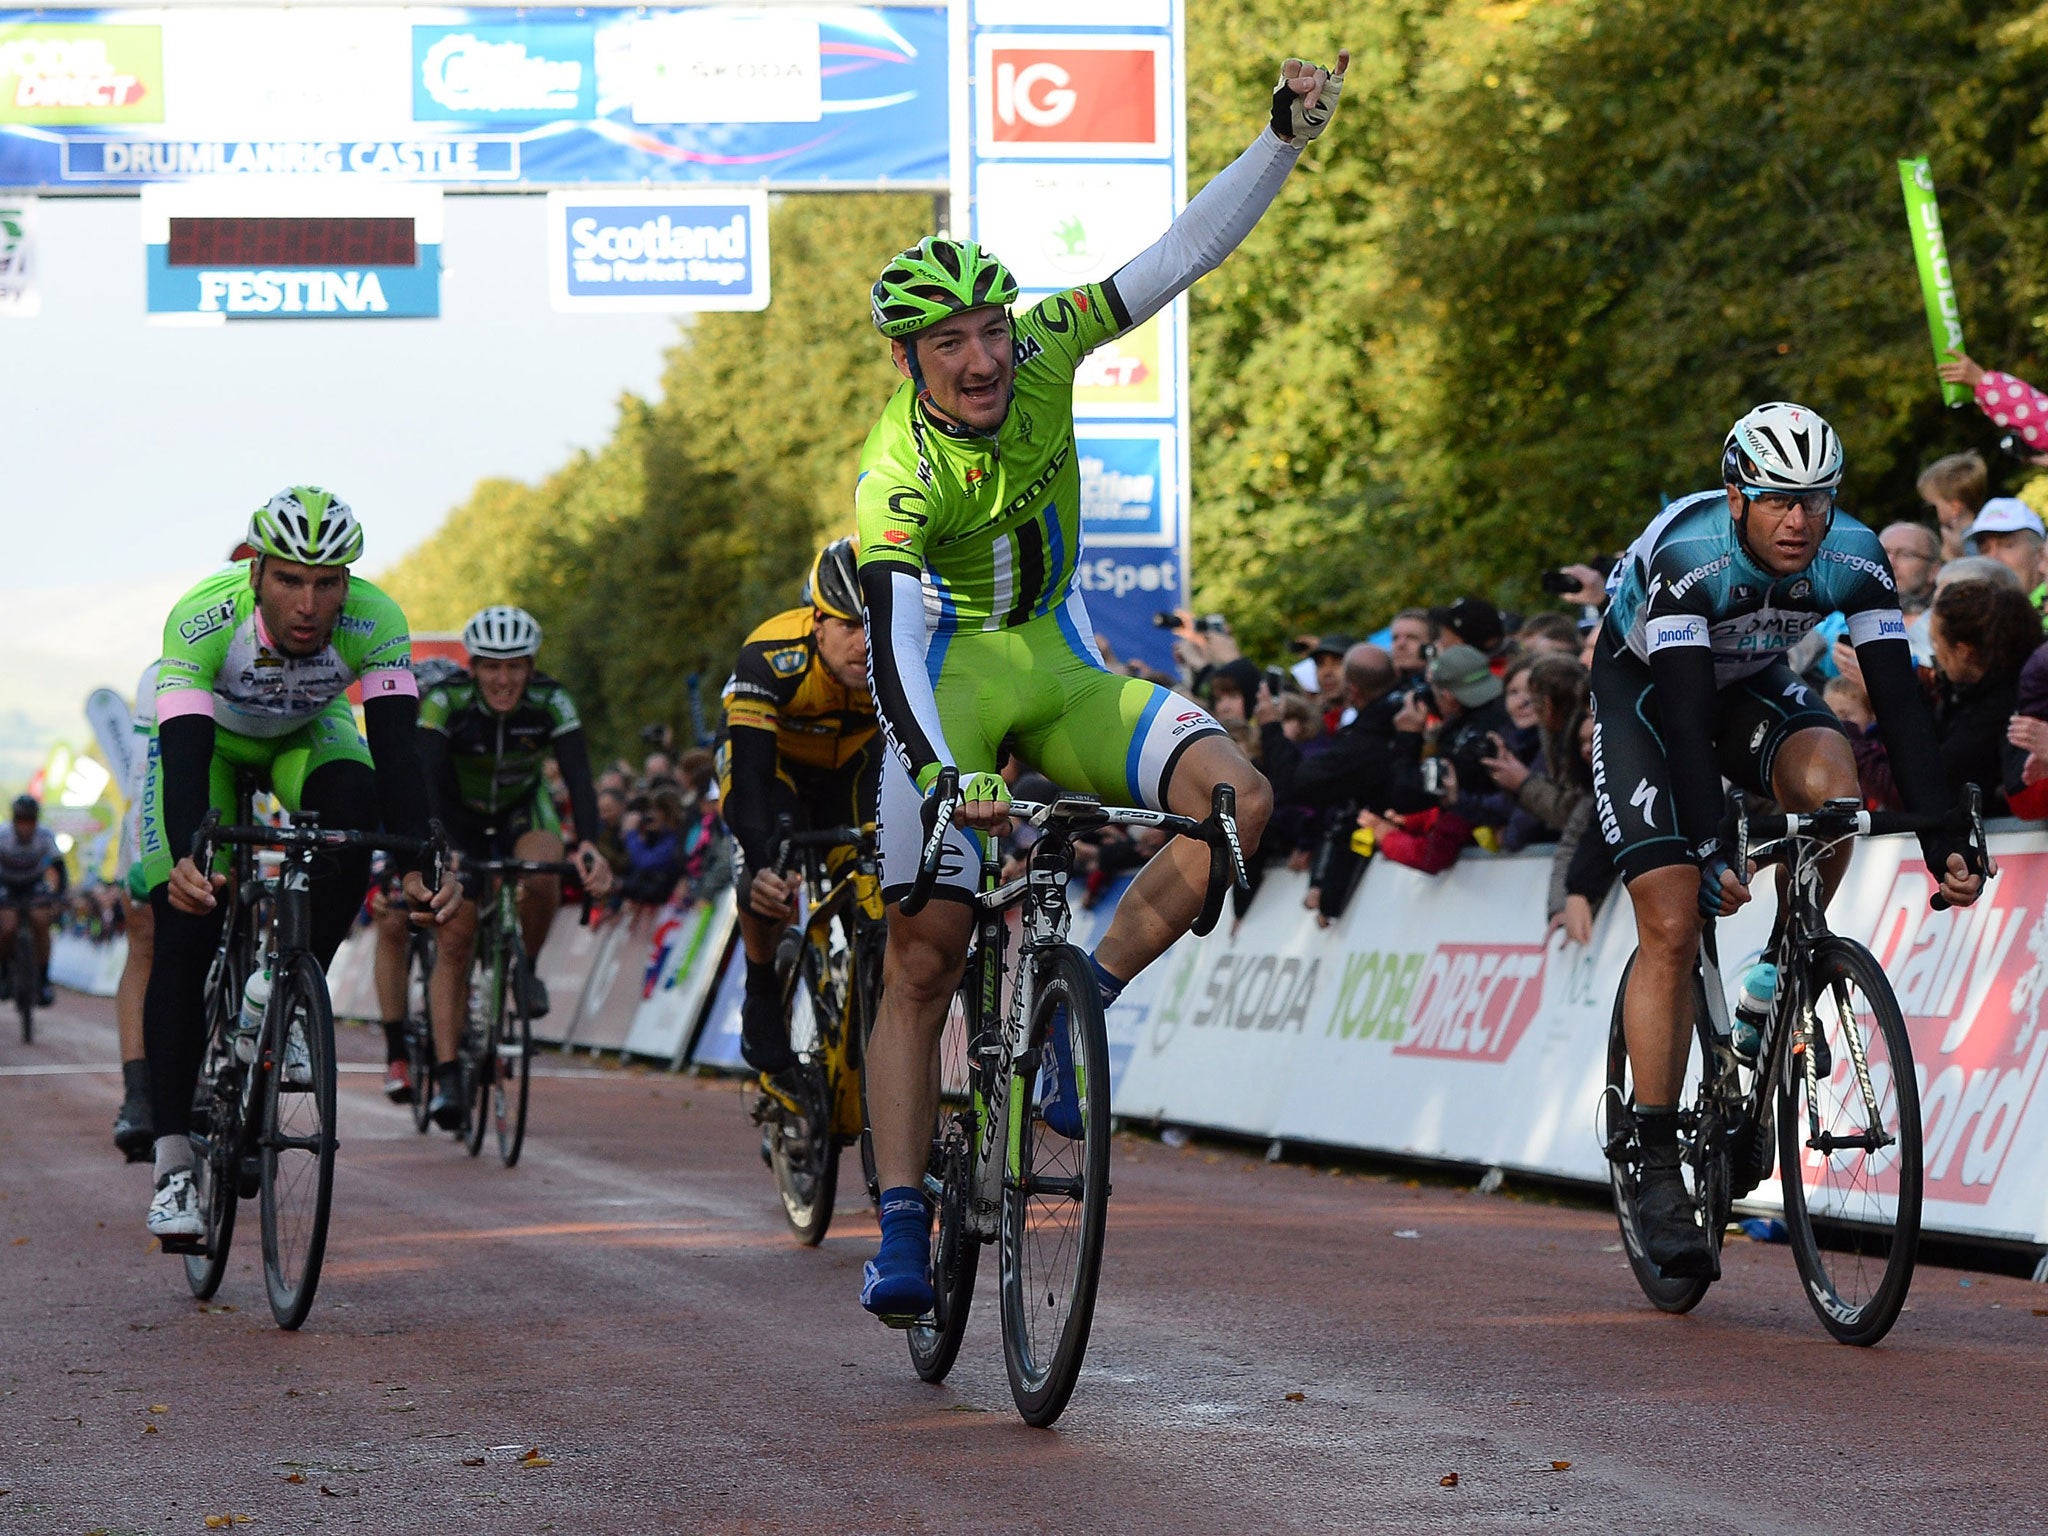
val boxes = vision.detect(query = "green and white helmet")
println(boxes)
[870,236,1019,339]
[248,486,364,567]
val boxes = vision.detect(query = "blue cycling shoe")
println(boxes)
[861,1251,934,1326]
[1039,1005,1085,1140]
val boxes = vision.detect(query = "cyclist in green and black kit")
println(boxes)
[371,604,612,1128]
[854,48,1349,1320]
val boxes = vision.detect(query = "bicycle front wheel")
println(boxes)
[998,944,1111,1428]
[259,953,338,1330]
[16,926,34,1042]
[406,934,434,1134]
[1777,938,1922,1346]
[493,941,534,1168]
[1602,952,1721,1314]
[184,998,243,1299]
[463,952,497,1158]
[769,944,838,1243]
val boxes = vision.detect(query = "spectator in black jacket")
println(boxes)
[1258,643,1402,810]
[1389,645,1512,812]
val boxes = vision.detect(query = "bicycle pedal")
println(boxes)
[156,1234,205,1256]
[874,1311,932,1331]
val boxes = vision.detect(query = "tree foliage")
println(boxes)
[391,1,2048,714]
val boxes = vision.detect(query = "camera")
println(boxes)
[1540,569,1580,596]
[1264,667,1288,699]
[640,722,671,747]
[1152,610,1182,630]
[1192,614,1229,634]
[1998,431,2043,462]
[1420,758,1446,797]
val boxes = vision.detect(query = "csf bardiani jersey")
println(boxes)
[1602,490,1906,685]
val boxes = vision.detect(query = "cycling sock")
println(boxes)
[876,1185,931,1263]
[1635,1104,1680,1168]
[121,1058,150,1102]
[153,1133,194,1179]
[1087,951,1128,1008]
[432,1061,462,1095]
[380,1020,408,1063]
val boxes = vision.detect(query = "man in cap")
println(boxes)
[1430,597,1506,661]
[1966,497,2046,602]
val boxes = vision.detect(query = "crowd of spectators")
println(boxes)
[1069,365,2048,942]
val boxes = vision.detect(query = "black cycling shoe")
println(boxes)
[38,983,55,1007]
[428,1067,465,1132]
[113,1093,155,1162]
[1632,1164,1714,1279]
[515,963,550,1021]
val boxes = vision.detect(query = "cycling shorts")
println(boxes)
[1589,647,1842,884]
[134,695,373,894]
[439,785,564,897]
[877,608,1223,905]
[0,877,49,911]
[718,738,880,881]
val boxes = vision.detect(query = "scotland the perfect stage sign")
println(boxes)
[546,189,768,314]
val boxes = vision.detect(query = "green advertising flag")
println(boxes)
[1899,157,1970,409]
[0,24,163,126]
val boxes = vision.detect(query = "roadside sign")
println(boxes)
[545,188,769,313]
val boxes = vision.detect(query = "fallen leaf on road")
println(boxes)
[518,1449,553,1469]
[1393,1229,1420,1239]
[142,1423,159,1434]
[11,1236,26,1245]
[320,1486,341,1498]
[202,1517,253,1528]
[1552,1461,1571,1471]
[282,1474,303,1485]
[461,1458,485,1467]
[1284,1393,1306,1402]
[149,1405,169,1415]
[2033,1308,2048,1317]
[1440,1473,1459,1488]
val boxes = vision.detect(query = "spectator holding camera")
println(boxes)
[1482,653,1589,848]
[1360,646,1512,874]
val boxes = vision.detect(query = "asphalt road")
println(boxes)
[3,990,2045,1535]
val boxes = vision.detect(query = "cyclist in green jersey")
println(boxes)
[139,488,460,1241]
[370,604,613,1128]
[853,50,1349,1320]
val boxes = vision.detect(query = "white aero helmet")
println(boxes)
[463,604,542,660]
[248,486,364,566]
[1721,402,1844,492]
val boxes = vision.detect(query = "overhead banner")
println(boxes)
[141,182,443,320]
[0,6,948,191]
[965,3,1186,673]
[0,192,32,315]
[546,187,769,314]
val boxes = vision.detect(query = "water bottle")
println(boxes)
[235,968,272,1063]
[1731,962,1776,1064]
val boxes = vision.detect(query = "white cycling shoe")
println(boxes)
[281,1020,313,1087]
[147,1168,203,1240]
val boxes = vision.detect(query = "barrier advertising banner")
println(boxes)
[0,6,947,191]
[0,193,33,316]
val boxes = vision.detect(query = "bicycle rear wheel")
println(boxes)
[406,934,434,1134]
[907,1110,978,1384]
[493,940,534,1167]
[1777,938,1921,1346]
[998,944,1111,1427]
[184,989,243,1298]
[259,953,338,1330]
[1601,952,1724,1314]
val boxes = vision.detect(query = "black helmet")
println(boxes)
[11,794,38,821]
[804,537,862,623]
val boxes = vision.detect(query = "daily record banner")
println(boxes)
[0,192,33,315]
[1049,831,2048,1250]
[546,188,767,313]
[0,7,946,190]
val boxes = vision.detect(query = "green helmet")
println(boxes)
[248,486,364,567]
[870,237,1019,339]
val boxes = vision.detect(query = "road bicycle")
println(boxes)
[452,854,584,1167]
[753,818,887,1243]
[2,890,45,1043]
[1600,789,1991,1345]
[900,773,1246,1426]
[172,787,442,1329]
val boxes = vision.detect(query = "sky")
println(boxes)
[0,194,679,783]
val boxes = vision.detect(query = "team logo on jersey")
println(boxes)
[176,599,235,646]
[883,529,912,545]
[965,467,987,486]
[337,614,376,636]
[1013,333,1044,369]
[1629,778,1659,827]
[1789,578,1813,602]
[766,646,807,677]
[1733,584,1754,604]
[1071,288,1090,312]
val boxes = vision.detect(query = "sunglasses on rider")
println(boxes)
[1739,486,1834,515]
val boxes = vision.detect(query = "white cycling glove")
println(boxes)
[1268,51,1347,149]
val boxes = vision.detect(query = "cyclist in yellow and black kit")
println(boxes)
[719,539,879,1096]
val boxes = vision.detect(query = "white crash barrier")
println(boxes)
[50,931,126,997]
[327,894,734,1068]
[1021,829,2048,1249]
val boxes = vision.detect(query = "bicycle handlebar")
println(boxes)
[1728,784,1992,913]
[191,812,449,904]
[768,816,877,878]
[899,773,1249,932]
